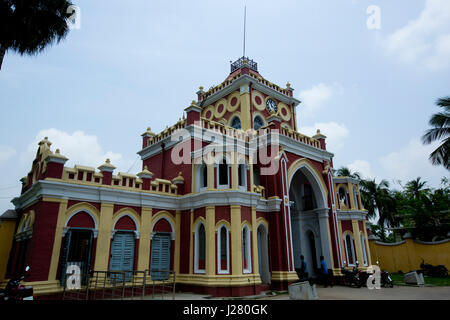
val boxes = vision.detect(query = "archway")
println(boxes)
[257,224,270,284]
[289,163,332,277]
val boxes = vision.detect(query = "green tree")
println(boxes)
[422,97,450,170]
[359,179,398,241]
[0,0,73,70]
[335,167,361,179]
[395,177,450,241]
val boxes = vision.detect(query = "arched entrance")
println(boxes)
[288,162,332,278]
[257,224,270,284]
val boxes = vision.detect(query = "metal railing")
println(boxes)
[62,269,175,300]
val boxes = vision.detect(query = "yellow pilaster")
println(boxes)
[231,205,242,276]
[348,182,357,210]
[94,203,114,271]
[137,207,152,271]
[362,220,372,265]
[251,206,259,276]
[231,153,239,190]
[205,206,215,275]
[249,162,254,190]
[174,210,181,275]
[47,199,68,281]
[239,85,251,131]
[207,164,215,190]
[351,220,364,266]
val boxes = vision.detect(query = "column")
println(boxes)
[47,199,68,281]
[251,206,259,277]
[174,210,181,275]
[230,205,242,276]
[240,84,251,131]
[207,163,215,190]
[93,203,114,271]
[189,209,194,274]
[317,208,333,269]
[137,207,152,271]
[205,206,216,276]
[351,220,364,266]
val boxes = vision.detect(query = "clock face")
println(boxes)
[266,98,277,113]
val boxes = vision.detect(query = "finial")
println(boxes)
[286,82,291,88]
[144,165,148,170]
[56,149,60,154]
[199,86,204,91]
[317,129,321,134]
[106,158,111,163]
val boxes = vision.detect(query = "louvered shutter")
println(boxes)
[110,232,135,282]
[150,233,171,280]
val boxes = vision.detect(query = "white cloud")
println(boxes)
[298,83,343,119]
[384,0,450,70]
[348,160,375,179]
[21,129,134,173]
[379,137,448,186]
[0,146,16,167]
[301,122,349,152]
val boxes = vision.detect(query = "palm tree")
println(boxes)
[0,0,73,70]
[359,179,398,241]
[422,97,450,170]
[335,167,361,180]
[404,177,430,200]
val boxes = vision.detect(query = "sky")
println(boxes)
[0,0,449,213]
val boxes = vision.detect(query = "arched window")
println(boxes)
[338,187,348,207]
[253,115,264,130]
[303,183,314,210]
[238,163,247,189]
[242,225,252,273]
[230,116,242,130]
[196,163,208,192]
[344,234,356,266]
[360,234,368,266]
[217,225,230,274]
[217,158,229,188]
[195,222,206,273]
[353,186,359,209]
[253,165,260,186]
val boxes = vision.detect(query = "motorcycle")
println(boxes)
[0,266,34,301]
[340,261,362,288]
[420,259,448,277]
[380,270,393,288]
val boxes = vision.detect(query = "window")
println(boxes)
[344,234,356,266]
[253,115,264,130]
[197,163,208,191]
[218,158,229,188]
[353,186,359,209]
[253,165,260,186]
[303,184,314,210]
[238,164,247,189]
[242,226,252,273]
[195,223,206,273]
[230,116,241,130]
[217,225,230,273]
[361,234,368,266]
[338,187,348,207]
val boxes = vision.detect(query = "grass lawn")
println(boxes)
[391,273,450,286]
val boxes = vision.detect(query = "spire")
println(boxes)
[243,5,247,57]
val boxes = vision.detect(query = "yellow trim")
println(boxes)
[205,206,215,276]
[174,210,181,276]
[256,217,269,230]
[189,210,194,275]
[251,90,265,111]
[202,105,215,121]
[271,271,298,282]
[230,205,242,276]
[214,98,227,119]
[287,158,329,204]
[137,207,152,271]
[48,200,68,281]
[151,210,176,233]
[112,207,141,231]
[278,102,291,121]
[215,220,231,231]
[227,91,241,113]
[91,203,113,271]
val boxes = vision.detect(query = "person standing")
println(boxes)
[319,256,331,287]
[296,255,308,281]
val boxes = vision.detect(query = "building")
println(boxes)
[2,57,372,297]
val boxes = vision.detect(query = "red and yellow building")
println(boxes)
[2,57,372,297]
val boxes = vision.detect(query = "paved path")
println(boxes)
[261,285,450,300]
[132,285,450,300]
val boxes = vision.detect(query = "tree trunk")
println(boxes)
[0,45,5,71]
